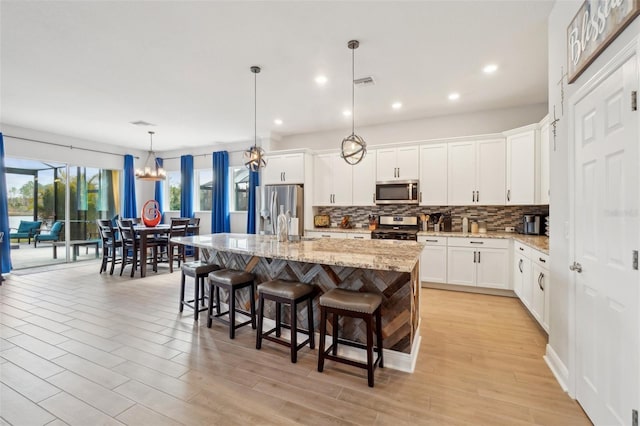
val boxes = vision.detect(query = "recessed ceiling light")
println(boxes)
[448,92,460,101]
[343,110,352,117]
[315,75,328,86]
[274,119,283,125]
[392,102,402,110]
[483,64,498,74]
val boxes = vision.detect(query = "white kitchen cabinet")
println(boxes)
[376,146,419,181]
[512,241,550,332]
[262,153,305,185]
[418,236,447,285]
[530,262,546,329]
[345,232,371,240]
[419,144,448,206]
[539,116,550,205]
[513,251,531,302]
[313,153,353,206]
[506,130,536,205]
[352,150,376,206]
[447,139,505,205]
[305,231,347,239]
[447,237,509,288]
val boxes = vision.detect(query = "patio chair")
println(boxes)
[34,221,64,247]
[9,220,42,244]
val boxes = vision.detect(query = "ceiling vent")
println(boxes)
[130,120,156,126]
[354,76,375,86]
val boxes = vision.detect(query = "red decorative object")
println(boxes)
[142,200,161,227]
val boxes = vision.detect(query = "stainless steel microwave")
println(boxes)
[375,180,419,204]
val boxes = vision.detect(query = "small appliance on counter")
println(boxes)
[519,214,543,235]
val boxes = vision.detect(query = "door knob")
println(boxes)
[569,262,583,273]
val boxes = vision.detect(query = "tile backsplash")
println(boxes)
[315,205,549,232]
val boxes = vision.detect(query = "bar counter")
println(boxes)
[172,233,423,370]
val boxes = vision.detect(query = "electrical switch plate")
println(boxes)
[505,227,515,232]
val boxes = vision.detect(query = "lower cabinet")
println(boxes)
[512,242,550,332]
[417,236,447,285]
[446,237,510,289]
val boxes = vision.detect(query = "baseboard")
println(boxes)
[259,316,420,373]
[544,344,569,393]
[421,281,517,298]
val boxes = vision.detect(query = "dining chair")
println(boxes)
[157,217,190,273]
[96,219,122,275]
[117,219,139,277]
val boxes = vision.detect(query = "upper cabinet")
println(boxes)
[376,146,419,181]
[262,153,305,185]
[352,150,376,206]
[448,139,505,205]
[419,143,448,206]
[505,128,537,205]
[539,115,550,205]
[313,153,353,206]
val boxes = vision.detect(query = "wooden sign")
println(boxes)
[567,0,640,83]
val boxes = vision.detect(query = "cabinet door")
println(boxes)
[447,247,476,286]
[475,248,509,289]
[530,262,546,326]
[513,252,528,298]
[520,256,533,309]
[332,156,353,205]
[352,150,376,206]
[476,139,506,205]
[262,155,284,185]
[313,154,333,206]
[281,153,305,184]
[396,146,419,180]
[448,141,476,205]
[506,131,536,204]
[420,245,447,284]
[376,149,397,181]
[419,144,448,205]
[539,122,550,205]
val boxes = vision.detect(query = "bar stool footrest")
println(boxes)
[209,308,255,330]
[262,326,312,351]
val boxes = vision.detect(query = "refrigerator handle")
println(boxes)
[271,190,278,234]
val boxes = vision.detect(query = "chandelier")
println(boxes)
[135,131,166,181]
[340,40,367,165]
[244,66,267,172]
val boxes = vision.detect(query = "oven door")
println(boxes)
[375,180,419,204]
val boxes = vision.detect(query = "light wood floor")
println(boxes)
[0,262,591,425]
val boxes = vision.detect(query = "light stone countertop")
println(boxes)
[172,233,424,272]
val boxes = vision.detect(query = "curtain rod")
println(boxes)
[162,148,247,161]
[4,135,140,159]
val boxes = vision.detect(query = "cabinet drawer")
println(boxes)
[514,241,531,257]
[305,231,347,239]
[346,233,371,240]
[532,249,549,268]
[447,237,509,249]
[417,236,447,246]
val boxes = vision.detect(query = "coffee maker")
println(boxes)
[522,214,542,235]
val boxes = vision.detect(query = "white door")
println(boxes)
[530,262,545,325]
[396,146,419,180]
[420,245,447,284]
[475,248,509,289]
[376,148,397,181]
[331,155,353,205]
[513,252,529,300]
[476,138,506,205]
[447,247,476,286]
[313,154,333,206]
[573,53,638,425]
[506,131,536,205]
[352,150,376,206]
[448,141,476,205]
[262,155,284,185]
[280,153,304,184]
[419,144,448,205]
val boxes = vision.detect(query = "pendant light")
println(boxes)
[244,65,267,172]
[135,131,166,181]
[340,40,367,165]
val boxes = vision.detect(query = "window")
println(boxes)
[196,169,212,211]
[230,167,249,212]
[167,171,181,211]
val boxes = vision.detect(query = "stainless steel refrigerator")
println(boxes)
[256,184,304,236]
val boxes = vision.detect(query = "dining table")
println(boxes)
[134,223,199,278]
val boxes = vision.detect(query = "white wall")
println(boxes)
[546,0,640,390]
[274,103,547,150]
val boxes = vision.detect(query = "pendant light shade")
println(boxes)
[340,40,367,165]
[135,131,166,181]
[244,65,267,172]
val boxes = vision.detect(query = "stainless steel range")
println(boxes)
[371,216,419,241]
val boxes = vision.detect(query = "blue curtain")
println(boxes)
[123,154,137,218]
[180,155,194,219]
[246,170,259,233]
[0,133,13,274]
[154,157,164,223]
[212,151,230,233]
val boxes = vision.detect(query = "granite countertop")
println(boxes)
[305,227,371,234]
[417,230,548,254]
[172,233,423,272]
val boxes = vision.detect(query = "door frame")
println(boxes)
[567,34,640,399]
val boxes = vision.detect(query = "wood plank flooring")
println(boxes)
[0,262,591,425]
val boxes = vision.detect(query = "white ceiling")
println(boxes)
[0,1,553,152]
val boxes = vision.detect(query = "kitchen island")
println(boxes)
[171,233,424,371]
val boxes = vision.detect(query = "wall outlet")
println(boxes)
[331,222,338,227]
[505,226,515,232]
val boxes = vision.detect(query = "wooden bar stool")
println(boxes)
[255,280,316,363]
[180,261,220,321]
[207,269,256,339]
[317,288,384,387]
